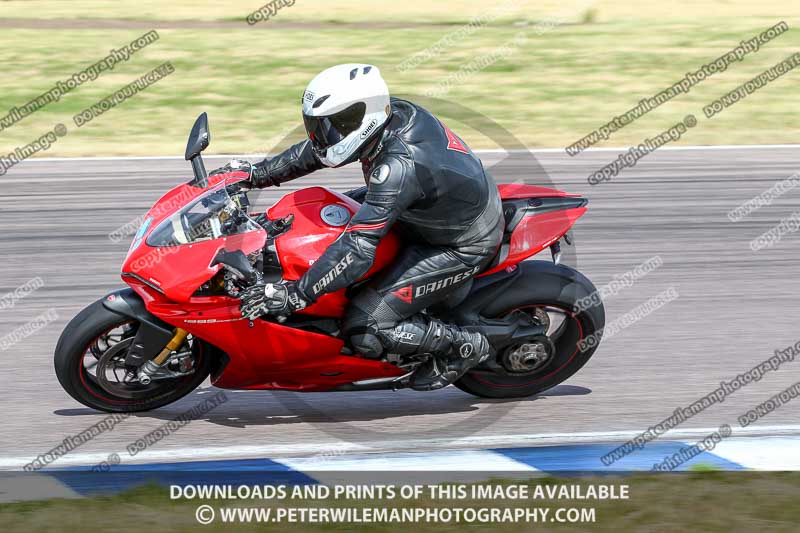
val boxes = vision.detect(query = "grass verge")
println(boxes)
[0,3,799,156]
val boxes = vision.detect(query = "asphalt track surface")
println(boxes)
[1,146,799,467]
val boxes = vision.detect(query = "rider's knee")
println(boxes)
[348,331,384,359]
[342,301,384,359]
[343,286,407,358]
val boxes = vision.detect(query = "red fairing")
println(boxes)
[480,207,587,276]
[268,187,401,317]
[121,172,268,302]
[124,277,406,391]
[479,184,588,276]
[123,232,267,302]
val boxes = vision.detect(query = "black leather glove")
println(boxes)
[250,162,278,188]
[210,158,252,177]
[239,281,309,320]
[249,140,324,188]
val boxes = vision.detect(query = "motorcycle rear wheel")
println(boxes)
[454,268,604,399]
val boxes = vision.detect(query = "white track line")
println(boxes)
[16,144,800,163]
[2,424,799,470]
[280,450,533,472]
[712,437,800,470]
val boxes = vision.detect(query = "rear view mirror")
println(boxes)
[185,113,210,188]
[185,112,210,160]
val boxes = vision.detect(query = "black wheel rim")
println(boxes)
[81,321,197,401]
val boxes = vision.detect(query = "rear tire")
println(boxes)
[454,263,604,399]
[54,298,214,412]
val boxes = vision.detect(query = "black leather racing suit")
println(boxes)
[252,98,504,362]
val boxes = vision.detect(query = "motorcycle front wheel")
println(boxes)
[54,298,214,412]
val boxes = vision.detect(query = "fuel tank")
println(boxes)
[267,187,401,317]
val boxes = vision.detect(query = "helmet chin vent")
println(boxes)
[349,68,358,80]
[312,94,330,109]
[363,66,372,74]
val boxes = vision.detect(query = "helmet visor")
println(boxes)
[303,102,366,152]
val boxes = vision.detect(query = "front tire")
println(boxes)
[54,298,213,412]
[455,262,604,399]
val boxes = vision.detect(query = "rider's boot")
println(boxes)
[373,316,491,391]
[407,320,491,391]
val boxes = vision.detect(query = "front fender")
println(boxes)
[102,288,175,366]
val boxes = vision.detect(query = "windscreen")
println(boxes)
[146,180,260,247]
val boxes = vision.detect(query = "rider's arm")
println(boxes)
[251,139,324,188]
[296,156,421,302]
[343,185,368,203]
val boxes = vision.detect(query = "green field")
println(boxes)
[2,473,800,532]
[0,1,799,156]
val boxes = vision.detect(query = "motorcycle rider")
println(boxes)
[237,64,504,390]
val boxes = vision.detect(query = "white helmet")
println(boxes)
[301,64,390,167]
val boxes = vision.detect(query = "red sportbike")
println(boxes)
[55,114,604,412]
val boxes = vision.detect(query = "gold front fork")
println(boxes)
[152,328,190,365]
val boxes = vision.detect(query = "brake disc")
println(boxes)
[95,338,141,398]
[532,307,551,332]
